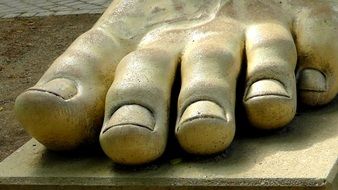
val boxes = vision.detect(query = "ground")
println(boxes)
[0,14,100,161]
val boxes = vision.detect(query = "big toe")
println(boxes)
[15,78,101,150]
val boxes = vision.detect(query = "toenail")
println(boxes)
[176,100,233,154]
[298,69,326,92]
[28,78,77,100]
[245,79,289,100]
[103,105,155,133]
[178,101,226,127]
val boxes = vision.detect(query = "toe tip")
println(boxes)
[298,69,326,92]
[15,90,88,150]
[100,124,164,165]
[244,79,296,129]
[245,95,296,129]
[176,117,235,154]
[176,101,235,155]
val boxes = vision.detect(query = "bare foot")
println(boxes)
[15,0,338,164]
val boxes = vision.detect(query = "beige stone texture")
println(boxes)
[1,97,337,189]
[13,0,338,165]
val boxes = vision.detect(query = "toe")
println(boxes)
[176,101,234,154]
[100,48,178,165]
[298,69,327,92]
[245,79,289,99]
[103,105,155,132]
[27,78,78,99]
[14,28,126,150]
[100,105,158,164]
[294,8,338,106]
[244,79,295,129]
[15,78,97,150]
[176,29,243,154]
[297,68,336,106]
[244,23,297,129]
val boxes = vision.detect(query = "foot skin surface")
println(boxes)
[15,0,338,165]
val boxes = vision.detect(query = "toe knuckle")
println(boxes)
[186,44,236,64]
[121,48,172,66]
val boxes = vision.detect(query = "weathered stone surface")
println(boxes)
[1,97,337,190]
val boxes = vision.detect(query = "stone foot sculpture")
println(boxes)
[15,0,338,165]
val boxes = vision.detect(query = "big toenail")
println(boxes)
[298,69,326,92]
[245,79,288,100]
[28,78,77,100]
[178,101,226,126]
[103,105,155,133]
